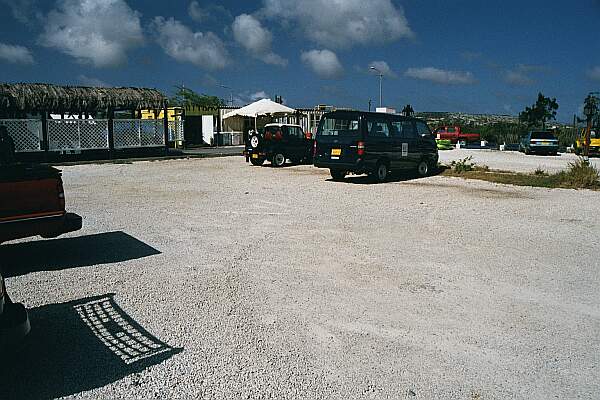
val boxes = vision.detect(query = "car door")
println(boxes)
[286,126,305,160]
[415,120,435,162]
[399,120,418,168]
[365,116,393,168]
[390,119,411,170]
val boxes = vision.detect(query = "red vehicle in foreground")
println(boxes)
[433,126,480,144]
[0,164,82,244]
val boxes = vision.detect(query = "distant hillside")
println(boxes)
[415,112,518,126]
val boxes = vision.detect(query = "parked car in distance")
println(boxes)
[244,123,314,167]
[313,111,439,182]
[519,130,559,155]
[0,269,30,351]
[0,164,82,243]
[432,126,480,144]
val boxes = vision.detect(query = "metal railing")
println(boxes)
[113,119,165,149]
[1,118,185,152]
[48,119,109,151]
[0,119,42,152]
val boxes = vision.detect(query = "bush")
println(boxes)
[534,167,547,176]
[555,158,600,189]
[450,156,475,173]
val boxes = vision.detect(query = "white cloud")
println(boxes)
[0,42,34,64]
[39,0,143,68]
[232,14,287,66]
[301,49,343,79]
[587,66,600,81]
[188,1,231,23]
[151,17,229,70]
[188,1,210,22]
[504,70,534,86]
[262,0,412,48]
[405,67,476,85]
[368,61,396,78]
[78,75,110,87]
[250,91,269,101]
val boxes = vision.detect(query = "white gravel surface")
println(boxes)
[439,149,600,173]
[2,156,600,399]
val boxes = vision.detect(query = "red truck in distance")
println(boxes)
[433,126,480,144]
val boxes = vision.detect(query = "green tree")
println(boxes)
[169,86,225,107]
[519,92,559,129]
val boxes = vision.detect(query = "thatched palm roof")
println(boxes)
[0,83,167,113]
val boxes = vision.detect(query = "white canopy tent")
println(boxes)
[222,98,296,132]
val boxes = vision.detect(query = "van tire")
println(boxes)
[330,169,346,181]
[272,153,286,167]
[373,162,389,183]
[417,160,430,177]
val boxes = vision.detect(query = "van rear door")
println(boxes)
[315,115,362,165]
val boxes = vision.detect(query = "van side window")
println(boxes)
[367,120,391,138]
[400,121,417,138]
[415,121,431,136]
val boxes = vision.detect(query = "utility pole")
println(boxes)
[370,66,383,108]
[219,84,234,107]
[582,93,598,164]
[368,99,372,112]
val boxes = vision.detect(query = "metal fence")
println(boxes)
[1,118,185,152]
[168,120,184,142]
[48,119,109,151]
[113,119,165,149]
[0,119,42,152]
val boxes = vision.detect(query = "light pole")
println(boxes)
[219,84,234,107]
[370,66,383,108]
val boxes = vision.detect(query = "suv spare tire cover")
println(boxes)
[250,134,260,149]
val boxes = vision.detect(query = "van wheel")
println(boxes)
[330,169,346,181]
[417,160,430,177]
[250,156,265,166]
[272,153,286,167]
[373,162,389,183]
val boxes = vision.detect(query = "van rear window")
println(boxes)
[318,117,360,136]
[531,131,556,139]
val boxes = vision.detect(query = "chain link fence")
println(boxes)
[48,119,109,151]
[168,120,184,142]
[114,119,165,149]
[0,119,42,152]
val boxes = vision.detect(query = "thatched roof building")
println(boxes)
[0,83,167,114]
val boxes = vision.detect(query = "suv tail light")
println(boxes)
[274,130,283,141]
[265,131,272,140]
[357,141,365,156]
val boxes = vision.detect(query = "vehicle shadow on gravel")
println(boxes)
[329,168,445,185]
[0,293,182,400]
[0,231,161,278]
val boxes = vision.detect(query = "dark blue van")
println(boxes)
[313,111,438,182]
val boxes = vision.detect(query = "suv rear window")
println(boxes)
[318,117,360,136]
[531,131,556,139]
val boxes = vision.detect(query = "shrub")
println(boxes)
[556,158,600,189]
[450,156,475,173]
[534,167,547,176]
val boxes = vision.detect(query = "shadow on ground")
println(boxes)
[328,167,445,185]
[0,293,182,400]
[0,231,161,278]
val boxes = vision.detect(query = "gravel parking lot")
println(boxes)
[2,156,599,399]
[439,149,600,173]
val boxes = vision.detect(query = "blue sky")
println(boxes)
[1,0,599,121]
